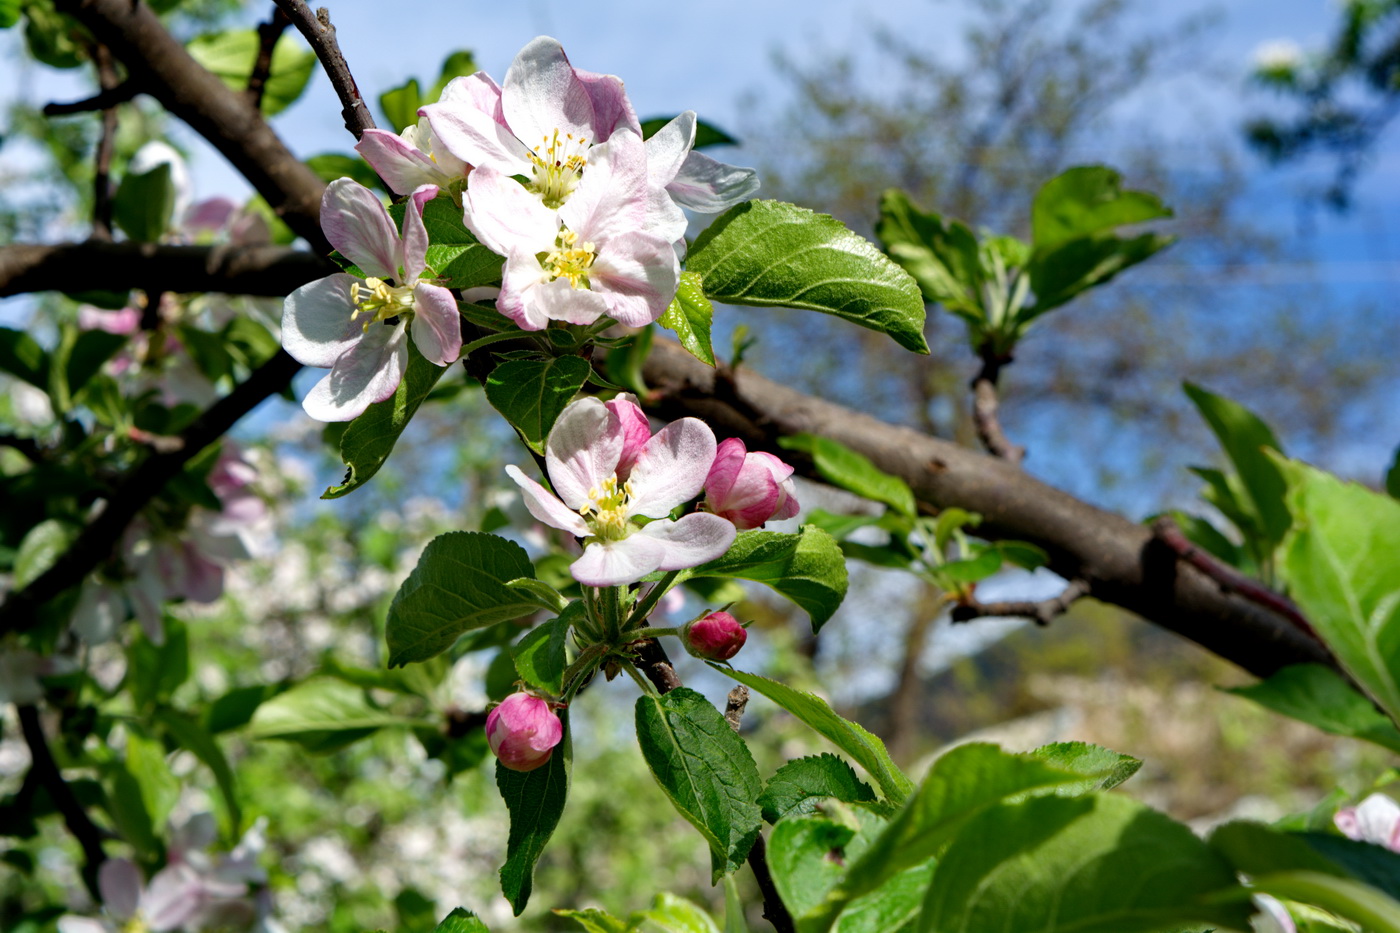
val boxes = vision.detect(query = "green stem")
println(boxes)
[459,329,529,357]
[601,585,623,642]
[560,644,607,702]
[620,659,659,697]
[626,570,682,631]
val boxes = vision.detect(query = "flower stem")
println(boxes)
[625,570,682,631]
[620,659,659,697]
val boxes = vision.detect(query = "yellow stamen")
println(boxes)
[350,277,416,332]
[578,476,633,540]
[542,229,597,290]
[527,128,589,208]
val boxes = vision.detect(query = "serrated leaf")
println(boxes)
[1277,457,1400,723]
[920,794,1250,933]
[659,271,715,366]
[433,907,492,933]
[498,713,570,914]
[248,679,421,751]
[113,163,174,243]
[640,116,740,149]
[485,356,591,454]
[1185,383,1290,550]
[385,532,539,667]
[770,811,885,923]
[715,669,911,807]
[684,526,848,631]
[635,688,763,882]
[875,189,983,323]
[323,341,449,499]
[512,614,570,695]
[414,197,502,290]
[778,434,915,517]
[1025,741,1142,794]
[187,30,316,115]
[759,754,878,823]
[379,77,422,132]
[1227,664,1400,754]
[687,200,928,354]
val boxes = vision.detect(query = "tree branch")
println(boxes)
[90,44,121,241]
[0,241,334,298]
[42,80,139,116]
[971,344,1024,465]
[950,578,1090,625]
[273,0,376,140]
[632,338,1336,681]
[246,5,291,111]
[19,704,106,900]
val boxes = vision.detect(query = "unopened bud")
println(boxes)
[683,611,748,661]
[486,693,563,772]
[704,438,799,531]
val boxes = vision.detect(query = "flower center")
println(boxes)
[578,475,633,540]
[541,229,597,290]
[350,277,416,331]
[528,129,589,208]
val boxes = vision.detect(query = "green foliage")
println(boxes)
[758,754,878,823]
[659,271,716,366]
[777,434,915,518]
[0,326,48,389]
[875,189,984,325]
[768,809,886,923]
[378,50,480,130]
[395,196,502,290]
[113,162,175,243]
[12,518,76,589]
[1276,457,1400,723]
[635,688,763,882]
[687,200,929,354]
[484,356,592,455]
[434,907,492,933]
[512,614,570,695]
[248,679,425,752]
[323,342,450,499]
[384,532,539,667]
[1388,444,1400,499]
[715,668,911,806]
[185,29,315,115]
[498,716,571,914]
[1025,741,1143,794]
[1228,664,1400,754]
[679,526,848,631]
[306,152,384,191]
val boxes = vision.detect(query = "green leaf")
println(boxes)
[65,330,127,398]
[553,908,631,933]
[305,153,384,191]
[687,200,928,354]
[724,876,748,933]
[512,615,570,695]
[1185,383,1290,549]
[832,860,934,933]
[414,197,503,290]
[1277,457,1400,723]
[22,2,83,68]
[875,189,984,324]
[434,906,492,933]
[484,356,591,454]
[684,526,848,631]
[714,668,911,806]
[920,794,1250,933]
[1025,741,1142,794]
[640,115,740,149]
[105,731,178,860]
[248,679,421,752]
[385,532,539,667]
[204,684,276,735]
[659,271,716,366]
[1386,444,1400,499]
[1210,820,1347,878]
[497,713,571,914]
[113,163,174,243]
[186,30,316,115]
[1227,664,1400,754]
[994,540,1048,571]
[379,77,422,132]
[759,754,879,823]
[932,547,1002,585]
[1030,165,1172,253]
[778,434,915,517]
[0,0,20,29]
[126,617,190,711]
[635,688,763,882]
[13,519,76,590]
[770,811,885,922]
[154,709,241,832]
[1252,873,1400,933]
[635,894,722,933]
[1024,231,1173,321]
[806,744,1093,929]
[323,341,449,498]
[932,508,978,552]
[1298,833,1400,901]
[0,327,48,389]
[1158,509,1243,567]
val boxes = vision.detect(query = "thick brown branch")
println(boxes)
[273,0,376,140]
[633,338,1335,681]
[971,346,1024,465]
[950,578,1090,626]
[246,6,292,111]
[19,705,106,899]
[54,0,328,248]
[0,241,333,298]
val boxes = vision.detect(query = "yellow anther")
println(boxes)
[526,127,589,208]
[349,276,415,332]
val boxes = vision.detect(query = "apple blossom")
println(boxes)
[704,437,800,530]
[1334,793,1400,851]
[356,114,471,196]
[486,692,564,772]
[283,179,462,421]
[682,611,748,661]
[506,396,737,587]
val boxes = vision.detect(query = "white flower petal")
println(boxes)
[503,36,595,146]
[627,417,717,517]
[498,250,553,331]
[545,398,623,511]
[282,274,361,368]
[531,277,609,327]
[637,513,737,572]
[667,150,760,214]
[411,283,461,365]
[505,465,590,536]
[591,231,680,327]
[354,129,449,195]
[142,863,206,932]
[561,129,649,245]
[571,536,668,587]
[319,179,399,279]
[400,185,439,284]
[464,166,557,257]
[99,859,144,921]
[421,93,532,176]
[301,324,408,422]
[645,111,696,188]
[574,67,641,140]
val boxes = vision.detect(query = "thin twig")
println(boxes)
[19,705,106,900]
[246,6,291,111]
[91,45,122,241]
[272,0,376,139]
[970,344,1024,465]
[42,80,139,117]
[748,834,795,933]
[724,685,750,732]
[1150,517,1320,642]
[950,578,1090,626]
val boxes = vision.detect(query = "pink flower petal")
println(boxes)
[355,129,447,196]
[627,417,717,518]
[504,465,590,537]
[141,863,206,931]
[590,230,679,328]
[301,324,408,422]
[545,398,623,511]
[282,274,363,368]
[421,91,532,176]
[487,693,563,771]
[606,395,651,481]
[502,36,596,148]
[561,129,649,245]
[571,535,669,587]
[411,283,462,365]
[575,67,640,141]
[319,179,399,279]
[463,165,557,257]
[638,512,737,572]
[705,437,748,503]
[399,185,439,284]
[99,859,144,921]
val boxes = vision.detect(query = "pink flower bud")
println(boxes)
[606,394,652,481]
[683,611,748,661]
[704,438,800,530]
[486,693,563,772]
